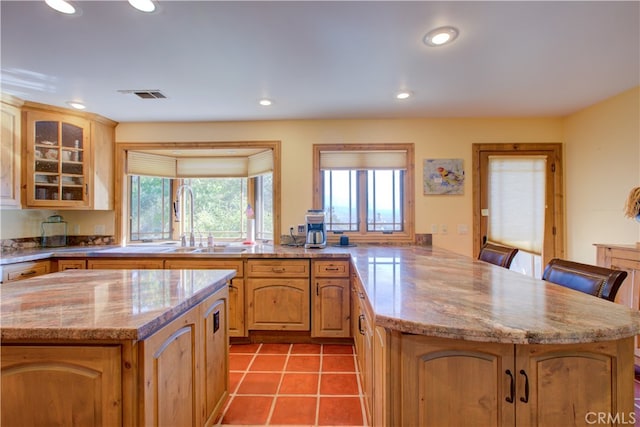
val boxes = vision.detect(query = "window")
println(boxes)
[313,144,414,242]
[121,143,280,245]
[129,175,172,241]
[473,143,564,278]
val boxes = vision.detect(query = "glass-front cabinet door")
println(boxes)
[25,111,90,207]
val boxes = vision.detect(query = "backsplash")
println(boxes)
[279,233,432,246]
[1,235,115,253]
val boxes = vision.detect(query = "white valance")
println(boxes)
[320,150,407,170]
[127,151,176,177]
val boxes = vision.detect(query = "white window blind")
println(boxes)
[126,151,176,177]
[320,150,407,170]
[488,156,546,254]
[176,157,248,177]
[248,150,274,176]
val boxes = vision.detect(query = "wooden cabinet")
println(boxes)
[141,303,200,426]
[596,244,640,363]
[1,260,50,283]
[246,259,310,331]
[312,260,350,338]
[398,334,634,427]
[140,283,229,426]
[165,259,246,337]
[56,258,87,271]
[1,345,121,426]
[1,94,22,208]
[22,103,115,209]
[87,258,164,269]
[352,272,374,423]
[200,291,229,426]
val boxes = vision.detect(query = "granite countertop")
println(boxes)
[347,245,640,345]
[2,243,639,345]
[0,268,236,342]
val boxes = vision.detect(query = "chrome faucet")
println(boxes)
[174,184,195,247]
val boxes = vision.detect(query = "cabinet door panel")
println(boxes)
[247,278,310,330]
[400,334,514,427]
[1,345,121,426]
[142,308,199,426]
[87,259,164,269]
[201,293,229,426]
[515,339,634,427]
[312,278,350,337]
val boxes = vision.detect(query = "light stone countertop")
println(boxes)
[1,243,639,345]
[0,268,236,342]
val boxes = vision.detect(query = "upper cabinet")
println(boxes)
[1,95,23,208]
[22,102,116,210]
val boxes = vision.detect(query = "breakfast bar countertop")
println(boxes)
[0,268,236,342]
[1,243,639,345]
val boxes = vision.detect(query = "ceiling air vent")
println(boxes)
[117,89,167,99]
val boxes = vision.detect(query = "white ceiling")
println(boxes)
[1,1,638,123]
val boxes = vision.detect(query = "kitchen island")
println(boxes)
[2,244,640,426]
[1,268,236,426]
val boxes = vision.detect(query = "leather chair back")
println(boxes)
[478,243,519,269]
[542,258,627,302]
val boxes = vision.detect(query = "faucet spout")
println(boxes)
[175,184,195,246]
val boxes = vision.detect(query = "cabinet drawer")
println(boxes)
[610,248,640,263]
[247,259,309,277]
[314,260,349,277]
[2,260,50,283]
[164,259,244,275]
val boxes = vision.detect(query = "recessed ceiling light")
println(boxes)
[423,26,459,47]
[45,0,76,14]
[128,0,156,13]
[66,101,86,110]
[396,91,413,100]
[259,99,273,106]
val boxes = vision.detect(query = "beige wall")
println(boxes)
[563,86,640,263]
[3,86,637,260]
[115,117,563,256]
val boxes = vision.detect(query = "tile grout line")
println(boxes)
[264,343,292,426]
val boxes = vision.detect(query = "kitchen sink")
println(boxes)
[169,247,201,253]
[195,246,247,253]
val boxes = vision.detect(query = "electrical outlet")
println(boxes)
[94,224,105,235]
[457,224,469,235]
[440,224,448,235]
[297,224,306,235]
[431,224,438,234]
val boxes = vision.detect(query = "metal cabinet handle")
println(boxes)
[519,370,529,403]
[272,267,285,273]
[358,314,365,335]
[325,267,340,271]
[316,282,319,296]
[20,270,37,277]
[505,370,515,403]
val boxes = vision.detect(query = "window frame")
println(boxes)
[115,141,281,245]
[312,143,415,243]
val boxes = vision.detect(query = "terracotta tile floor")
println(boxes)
[217,343,367,426]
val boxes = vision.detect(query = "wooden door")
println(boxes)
[515,338,635,427]
[472,143,564,274]
[141,306,199,426]
[1,345,121,426]
[246,278,310,330]
[312,278,350,337]
[200,292,229,426]
[400,334,515,427]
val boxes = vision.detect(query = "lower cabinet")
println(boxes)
[596,244,640,363]
[164,259,245,337]
[1,345,121,426]
[141,287,229,426]
[398,334,634,427]
[352,273,374,424]
[87,258,164,269]
[56,258,87,270]
[1,285,230,427]
[1,260,50,283]
[312,260,350,338]
[246,259,310,331]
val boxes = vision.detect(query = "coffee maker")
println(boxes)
[304,210,327,249]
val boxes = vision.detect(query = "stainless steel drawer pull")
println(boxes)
[19,270,37,276]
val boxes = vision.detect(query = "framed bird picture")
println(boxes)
[423,158,465,195]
